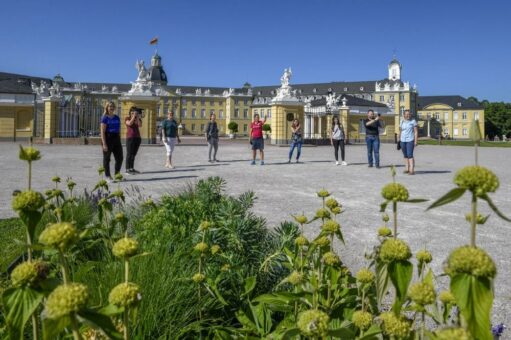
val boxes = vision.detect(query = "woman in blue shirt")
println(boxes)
[398,109,418,175]
[100,101,123,181]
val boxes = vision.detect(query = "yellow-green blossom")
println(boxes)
[66,180,76,191]
[211,244,221,255]
[293,215,308,224]
[434,328,473,340]
[317,189,330,198]
[408,282,436,305]
[352,310,372,330]
[315,208,331,219]
[416,249,433,264]
[199,221,212,231]
[287,271,304,285]
[51,176,61,183]
[379,312,411,339]
[379,239,412,263]
[322,220,340,234]
[454,166,499,197]
[465,212,487,225]
[11,261,38,287]
[39,222,78,251]
[97,166,105,175]
[322,252,341,266]
[297,309,329,338]
[381,183,409,202]
[356,268,375,284]
[331,206,342,215]
[314,236,330,247]
[221,264,230,272]
[295,235,309,247]
[445,246,496,278]
[382,214,390,222]
[112,237,139,258]
[45,283,88,319]
[192,273,205,283]
[438,290,456,305]
[115,212,127,224]
[378,227,392,237]
[108,282,141,307]
[19,145,41,162]
[114,173,124,181]
[325,198,339,210]
[194,242,209,253]
[12,190,45,212]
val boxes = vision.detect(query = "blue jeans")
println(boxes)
[289,141,302,160]
[401,141,414,159]
[366,135,380,166]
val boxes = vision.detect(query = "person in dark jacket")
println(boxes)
[205,113,219,162]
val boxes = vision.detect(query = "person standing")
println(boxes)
[100,101,123,181]
[162,111,181,169]
[125,106,143,174]
[249,113,266,165]
[288,119,303,163]
[205,113,219,162]
[330,116,347,166]
[364,110,384,168]
[398,109,418,175]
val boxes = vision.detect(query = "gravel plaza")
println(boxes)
[1,140,510,326]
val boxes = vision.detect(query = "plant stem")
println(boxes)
[28,161,32,190]
[26,229,33,261]
[475,143,479,166]
[420,312,425,340]
[71,313,82,340]
[393,201,398,238]
[471,193,477,247]
[32,314,40,340]
[125,259,129,283]
[59,251,70,284]
[361,288,366,312]
[123,308,129,340]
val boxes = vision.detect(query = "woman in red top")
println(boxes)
[249,113,266,165]
[125,106,143,174]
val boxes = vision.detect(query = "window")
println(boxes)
[16,111,31,130]
[191,108,196,118]
[313,88,317,93]
[400,94,405,101]
[359,119,366,134]
[457,102,462,107]
[389,95,394,100]
[235,108,239,118]
[218,101,223,106]
[462,128,468,136]
[453,112,458,121]
[201,109,205,118]
[254,109,258,116]
[435,112,440,120]
[201,98,206,105]
[444,128,449,135]
[243,109,248,118]
[191,99,196,105]
[192,124,195,131]
[267,109,271,118]
[380,95,385,102]
[210,109,215,116]
[462,112,467,120]
[182,99,187,105]
[219,110,224,118]
[181,108,187,117]
[344,87,348,91]
[243,99,248,105]
[444,112,449,121]
[243,124,247,132]
[474,112,479,120]
[235,99,239,105]
[360,86,364,91]
[454,128,459,136]
[210,100,214,106]
[201,124,204,131]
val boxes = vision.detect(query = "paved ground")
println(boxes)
[1,140,510,327]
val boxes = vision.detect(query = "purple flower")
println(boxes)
[492,323,506,337]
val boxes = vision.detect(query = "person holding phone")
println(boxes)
[249,113,267,165]
[363,109,384,168]
[162,110,181,169]
[100,101,123,181]
[288,119,303,163]
[398,109,418,175]
[125,106,143,174]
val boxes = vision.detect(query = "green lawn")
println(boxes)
[0,218,24,273]
[418,140,511,147]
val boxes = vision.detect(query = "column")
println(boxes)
[318,116,322,138]
[311,116,315,139]
[305,115,311,138]
[43,97,59,143]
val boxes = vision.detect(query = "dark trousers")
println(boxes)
[126,137,141,170]
[103,133,123,177]
[333,139,345,161]
[365,135,380,166]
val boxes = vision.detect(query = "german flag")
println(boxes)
[149,37,158,45]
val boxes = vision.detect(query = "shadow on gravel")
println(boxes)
[413,170,451,175]
[125,175,198,182]
[141,169,204,174]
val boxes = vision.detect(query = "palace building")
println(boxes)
[0,53,483,144]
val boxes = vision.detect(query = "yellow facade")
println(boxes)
[269,104,304,144]
[417,103,484,139]
[0,105,34,140]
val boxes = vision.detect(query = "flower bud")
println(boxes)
[379,239,412,263]
[378,227,392,237]
[438,290,456,305]
[194,242,209,253]
[199,221,212,231]
[321,220,340,234]
[317,189,330,198]
[313,236,330,247]
[297,310,329,338]
[39,222,78,251]
[51,176,61,183]
[408,282,436,305]
[295,235,309,247]
[19,145,41,162]
[416,249,433,264]
[192,273,205,283]
[325,198,339,210]
[356,268,375,284]
[11,261,38,287]
[45,283,88,319]
[210,244,221,255]
[315,208,331,219]
[287,271,304,285]
[112,237,139,258]
[352,310,372,330]
[445,246,496,278]
[382,214,390,222]
[12,190,45,212]
[454,166,499,197]
[379,312,411,338]
[293,215,308,224]
[434,328,472,340]
[108,282,141,307]
[381,183,409,202]
[322,252,341,266]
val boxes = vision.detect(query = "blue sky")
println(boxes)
[1,0,509,101]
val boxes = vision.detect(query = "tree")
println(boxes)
[228,122,238,134]
[484,102,511,138]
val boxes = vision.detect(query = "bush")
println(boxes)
[262,124,271,133]
[227,121,238,133]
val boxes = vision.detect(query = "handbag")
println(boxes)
[397,141,401,150]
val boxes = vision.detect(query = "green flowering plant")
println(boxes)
[19,145,41,190]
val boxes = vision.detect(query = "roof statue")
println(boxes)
[280,67,292,87]
[272,67,301,105]
[135,60,149,82]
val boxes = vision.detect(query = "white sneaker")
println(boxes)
[335,161,339,165]
[341,161,348,166]
[169,164,174,169]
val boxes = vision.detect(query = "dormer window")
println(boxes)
[298,89,302,94]
[271,90,275,95]
[360,86,364,91]
[344,87,348,91]
[457,102,462,107]
[257,91,262,95]
[313,88,317,93]
[328,88,332,92]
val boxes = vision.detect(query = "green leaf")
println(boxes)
[2,286,44,339]
[235,309,257,331]
[388,260,413,314]
[242,276,257,297]
[375,262,390,308]
[405,198,428,203]
[358,324,382,340]
[427,188,466,210]
[18,210,42,242]
[328,327,355,338]
[77,309,123,339]
[451,273,493,340]
[99,303,124,316]
[480,194,511,222]
[281,327,300,339]
[43,315,70,340]
[380,200,389,212]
